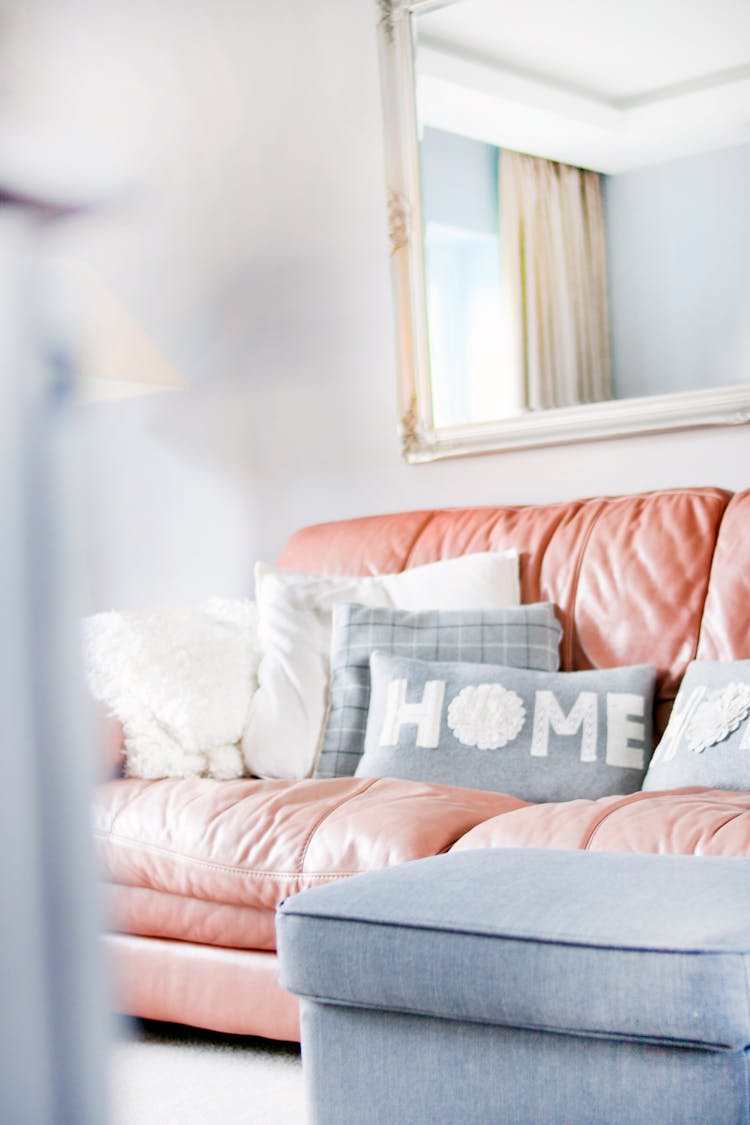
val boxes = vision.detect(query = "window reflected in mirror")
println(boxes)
[421,128,514,427]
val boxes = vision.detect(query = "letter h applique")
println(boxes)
[379,679,446,748]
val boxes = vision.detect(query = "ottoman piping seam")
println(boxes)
[289,993,738,1052]
[280,910,750,956]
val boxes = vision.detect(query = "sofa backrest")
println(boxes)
[278,486,750,736]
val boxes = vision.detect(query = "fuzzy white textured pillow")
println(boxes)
[84,598,261,779]
[243,551,520,780]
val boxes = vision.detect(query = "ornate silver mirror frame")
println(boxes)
[377,0,750,462]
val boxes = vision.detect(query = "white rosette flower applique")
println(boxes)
[447,683,526,750]
[686,682,750,753]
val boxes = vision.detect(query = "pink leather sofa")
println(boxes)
[93,485,750,1042]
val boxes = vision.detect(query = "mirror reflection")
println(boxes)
[413,0,750,431]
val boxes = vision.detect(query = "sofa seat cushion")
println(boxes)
[277,848,750,1049]
[452,786,750,855]
[93,776,525,928]
[100,884,278,950]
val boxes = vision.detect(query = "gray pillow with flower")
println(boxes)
[356,651,656,802]
[642,660,750,792]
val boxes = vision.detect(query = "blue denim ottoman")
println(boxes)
[277,849,750,1125]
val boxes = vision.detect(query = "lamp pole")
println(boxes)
[0,191,111,1125]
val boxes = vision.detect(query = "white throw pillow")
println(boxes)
[84,598,261,779]
[243,551,519,779]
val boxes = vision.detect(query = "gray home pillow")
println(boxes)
[356,652,656,802]
[642,660,750,792]
[314,602,562,779]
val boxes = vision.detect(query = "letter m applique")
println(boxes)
[531,691,598,761]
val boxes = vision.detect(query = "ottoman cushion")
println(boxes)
[277,848,750,1049]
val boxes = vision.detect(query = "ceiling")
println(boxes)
[416,0,750,172]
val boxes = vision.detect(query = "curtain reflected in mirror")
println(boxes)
[424,131,613,427]
[500,151,610,413]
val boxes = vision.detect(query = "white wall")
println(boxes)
[69,0,750,612]
[605,142,750,399]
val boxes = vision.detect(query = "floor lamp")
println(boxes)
[0,188,112,1125]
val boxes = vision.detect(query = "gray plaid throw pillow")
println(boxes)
[314,602,562,779]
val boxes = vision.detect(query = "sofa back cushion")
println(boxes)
[279,487,747,736]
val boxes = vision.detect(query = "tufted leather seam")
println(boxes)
[561,498,609,670]
[401,511,441,569]
[617,490,721,690]
[694,493,735,660]
[101,881,282,913]
[530,503,587,650]
[404,500,582,577]
[581,788,743,850]
[296,777,379,873]
[588,809,750,854]
[93,829,377,882]
[580,792,652,846]
[581,791,669,850]
[105,776,199,837]
[106,781,147,836]
[520,503,583,572]
[695,810,750,851]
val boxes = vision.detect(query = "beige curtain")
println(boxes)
[499,149,612,411]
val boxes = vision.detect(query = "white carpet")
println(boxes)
[110,1020,307,1125]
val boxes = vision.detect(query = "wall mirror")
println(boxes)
[377,0,750,460]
